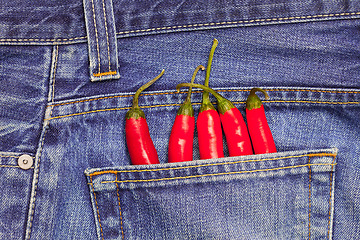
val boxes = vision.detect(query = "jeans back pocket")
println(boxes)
[85,148,337,240]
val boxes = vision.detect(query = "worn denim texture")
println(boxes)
[0,0,359,239]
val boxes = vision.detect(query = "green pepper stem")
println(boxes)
[177,83,224,102]
[132,69,165,108]
[246,88,270,110]
[177,83,235,114]
[249,88,270,100]
[185,65,205,103]
[202,39,219,103]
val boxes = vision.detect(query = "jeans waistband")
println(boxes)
[1,0,360,82]
[1,0,360,46]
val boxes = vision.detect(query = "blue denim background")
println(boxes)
[0,0,359,239]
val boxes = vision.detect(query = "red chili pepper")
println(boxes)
[246,88,276,154]
[177,83,253,157]
[168,65,205,162]
[196,39,224,159]
[125,70,165,165]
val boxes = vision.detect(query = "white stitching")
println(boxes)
[115,12,360,35]
[25,45,59,240]
[89,0,101,74]
[101,0,112,72]
[0,12,360,43]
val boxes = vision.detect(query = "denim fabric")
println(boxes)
[0,1,359,240]
[82,0,120,81]
[86,148,337,239]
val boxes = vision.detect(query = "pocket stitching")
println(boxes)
[88,152,337,176]
[100,163,336,184]
[115,177,125,240]
[90,175,105,240]
[327,155,336,239]
[308,156,312,240]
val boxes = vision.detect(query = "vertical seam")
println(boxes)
[90,176,104,240]
[51,46,59,107]
[308,156,312,240]
[90,0,101,74]
[327,155,336,239]
[115,173,125,240]
[25,45,59,239]
[101,0,111,72]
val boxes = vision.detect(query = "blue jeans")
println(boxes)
[0,0,359,239]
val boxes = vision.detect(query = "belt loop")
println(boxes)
[83,0,120,82]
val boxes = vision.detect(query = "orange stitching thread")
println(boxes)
[264,89,360,94]
[93,71,117,77]
[264,100,360,105]
[87,152,337,176]
[115,173,125,240]
[90,170,118,177]
[90,176,104,240]
[101,0,111,72]
[99,163,336,184]
[327,155,336,239]
[45,103,200,121]
[46,99,359,120]
[47,91,202,108]
[89,0,101,75]
[46,88,360,108]
[308,156,312,240]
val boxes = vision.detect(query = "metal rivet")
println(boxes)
[18,154,33,170]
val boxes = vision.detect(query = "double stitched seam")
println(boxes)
[89,0,101,75]
[100,163,336,184]
[89,0,117,78]
[327,155,336,239]
[90,176,104,240]
[308,156,312,240]
[115,173,125,240]
[1,12,360,44]
[0,36,87,43]
[51,45,59,108]
[88,153,337,176]
[26,45,59,239]
[47,88,360,108]
[48,88,360,107]
[116,12,360,36]
[101,0,111,73]
[45,99,360,120]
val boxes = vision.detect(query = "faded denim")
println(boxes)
[0,0,359,239]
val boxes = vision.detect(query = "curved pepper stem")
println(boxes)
[177,83,235,114]
[133,69,165,108]
[246,88,270,110]
[202,39,219,105]
[185,65,205,103]
[126,69,165,119]
[178,65,205,116]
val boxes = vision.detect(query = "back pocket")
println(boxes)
[85,148,337,240]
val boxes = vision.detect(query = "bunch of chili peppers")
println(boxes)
[126,40,276,165]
